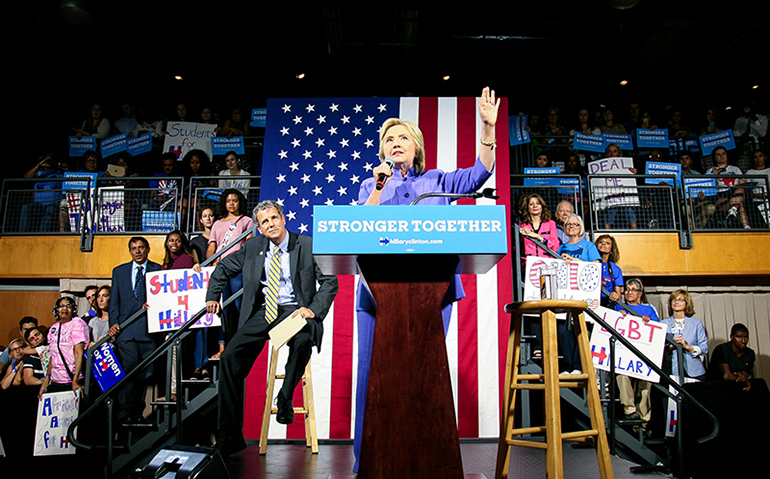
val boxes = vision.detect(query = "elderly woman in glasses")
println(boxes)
[661,289,708,381]
[558,214,600,263]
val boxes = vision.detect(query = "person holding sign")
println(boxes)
[595,234,623,307]
[205,200,338,457]
[705,146,749,228]
[661,290,708,381]
[614,278,659,425]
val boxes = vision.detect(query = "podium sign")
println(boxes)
[312,205,507,274]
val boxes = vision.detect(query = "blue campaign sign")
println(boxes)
[508,114,531,146]
[312,205,507,256]
[100,133,128,158]
[127,132,153,156]
[251,108,267,127]
[68,136,96,157]
[602,133,633,151]
[212,136,245,155]
[573,131,605,152]
[636,128,669,148]
[645,161,681,187]
[699,129,736,155]
[63,172,98,191]
[683,176,718,198]
[91,343,125,392]
[523,167,560,186]
[142,211,179,232]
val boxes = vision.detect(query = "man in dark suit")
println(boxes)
[206,200,338,457]
[108,236,162,423]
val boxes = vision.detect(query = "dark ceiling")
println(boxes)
[6,0,768,175]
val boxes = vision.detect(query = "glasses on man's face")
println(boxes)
[11,346,23,353]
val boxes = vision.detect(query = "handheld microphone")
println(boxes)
[375,157,395,191]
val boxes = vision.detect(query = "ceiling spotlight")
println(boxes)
[443,75,450,81]
[620,80,628,86]
[725,106,732,110]
[752,84,759,89]
[296,73,306,80]
[174,75,183,81]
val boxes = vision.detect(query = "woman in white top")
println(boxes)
[218,151,250,195]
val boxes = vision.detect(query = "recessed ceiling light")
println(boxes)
[620,80,628,86]
[174,75,183,81]
[443,75,450,81]
[296,73,306,80]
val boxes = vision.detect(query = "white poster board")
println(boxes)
[163,121,217,159]
[97,186,125,232]
[589,306,667,382]
[523,256,601,310]
[34,391,80,456]
[588,157,640,210]
[146,267,221,334]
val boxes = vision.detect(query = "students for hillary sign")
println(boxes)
[34,392,79,456]
[259,95,513,441]
[522,256,601,310]
[589,306,666,382]
[163,121,217,160]
[145,267,220,334]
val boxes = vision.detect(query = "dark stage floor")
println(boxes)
[220,440,671,478]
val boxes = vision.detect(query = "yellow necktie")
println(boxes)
[265,245,281,323]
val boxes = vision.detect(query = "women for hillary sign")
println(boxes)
[145,267,221,334]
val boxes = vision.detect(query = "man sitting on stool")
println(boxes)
[206,199,338,457]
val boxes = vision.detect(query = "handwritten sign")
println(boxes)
[522,256,601,309]
[588,157,640,210]
[97,186,125,232]
[163,121,217,160]
[34,392,80,456]
[589,306,666,382]
[146,267,220,334]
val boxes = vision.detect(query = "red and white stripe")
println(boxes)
[243,96,513,440]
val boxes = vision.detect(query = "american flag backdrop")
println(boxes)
[244,96,513,441]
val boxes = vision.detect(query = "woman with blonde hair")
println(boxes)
[661,289,708,381]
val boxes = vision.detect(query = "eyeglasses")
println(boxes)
[565,223,580,228]
[626,288,641,293]
[672,298,686,303]
[11,346,23,353]
[57,304,72,309]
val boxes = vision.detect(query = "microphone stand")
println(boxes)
[409,188,499,205]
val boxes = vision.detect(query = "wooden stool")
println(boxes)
[495,300,613,479]
[258,342,318,455]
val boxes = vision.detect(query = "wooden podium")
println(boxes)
[313,205,507,479]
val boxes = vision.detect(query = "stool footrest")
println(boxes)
[509,426,547,436]
[506,439,548,450]
[511,383,545,390]
[561,429,599,440]
[269,407,310,415]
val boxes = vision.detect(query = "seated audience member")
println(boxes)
[59,150,106,232]
[1,339,26,389]
[82,284,99,321]
[602,143,638,230]
[149,153,181,211]
[599,108,627,135]
[615,278,659,426]
[200,106,219,130]
[558,214,600,264]
[707,323,756,390]
[595,234,623,307]
[114,101,138,135]
[133,104,166,138]
[19,153,63,232]
[218,150,251,194]
[74,103,111,140]
[22,327,48,386]
[705,146,749,228]
[623,102,641,133]
[746,149,770,222]
[678,150,701,175]
[667,109,692,138]
[661,289,708,381]
[219,106,251,139]
[181,149,215,225]
[554,200,587,245]
[0,317,38,377]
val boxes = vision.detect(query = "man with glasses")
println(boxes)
[0,317,38,377]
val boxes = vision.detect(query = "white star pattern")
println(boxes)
[261,97,399,235]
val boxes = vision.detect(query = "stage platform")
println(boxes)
[221,440,670,478]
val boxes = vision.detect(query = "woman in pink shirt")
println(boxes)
[518,193,559,261]
[39,297,89,396]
